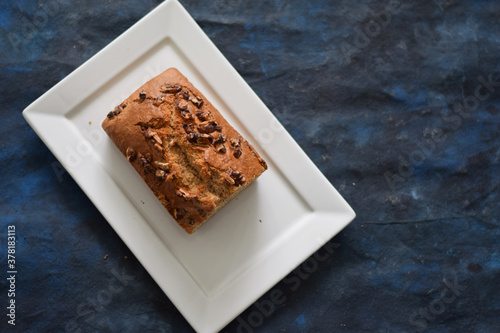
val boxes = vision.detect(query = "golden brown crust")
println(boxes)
[102,68,267,233]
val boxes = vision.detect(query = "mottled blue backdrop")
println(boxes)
[1,0,499,332]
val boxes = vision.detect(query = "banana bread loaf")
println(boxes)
[102,68,267,233]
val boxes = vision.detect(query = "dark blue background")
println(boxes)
[1,0,499,332]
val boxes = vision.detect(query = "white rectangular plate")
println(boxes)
[23,1,355,332]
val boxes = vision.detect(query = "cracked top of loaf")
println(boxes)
[102,68,267,234]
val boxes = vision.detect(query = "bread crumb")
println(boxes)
[89,121,92,125]
[103,254,108,260]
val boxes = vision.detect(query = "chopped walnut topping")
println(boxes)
[199,134,212,144]
[191,96,204,108]
[152,133,162,145]
[195,110,210,121]
[155,169,166,180]
[232,170,246,186]
[198,134,213,145]
[154,95,166,106]
[144,128,155,138]
[182,123,194,134]
[186,133,199,143]
[139,89,146,100]
[126,148,137,162]
[161,85,182,93]
[176,100,192,119]
[177,99,188,111]
[213,134,227,153]
[176,189,197,200]
[177,90,190,99]
[214,143,226,153]
[230,137,241,148]
[214,134,227,144]
[139,154,148,167]
[174,208,186,220]
[222,172,235,185]
[233,147,242,158]
[198,121,222,134]
[154,161,170,170]
[225,169,246,186]
[107,106,122,119]
[139,153,154,174]
[187,133,212,145]
[154,143,163,151]
[144,153,152,162]
[230,138,242,158]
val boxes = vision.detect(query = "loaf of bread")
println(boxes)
[102,68,267,233]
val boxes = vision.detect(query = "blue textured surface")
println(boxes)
[1,0,500,332]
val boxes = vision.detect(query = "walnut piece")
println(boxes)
[107,106,122,119]
[153,95,166,106]
[181,110,192,120]
[139,89,146,100]
[213,134,227,153]
[176,188,197,200]
[191,96,203,108]
[230,137,241,148]
[154,161,170,170]
[214,143,226,153]
[144,128,156,138]
[153,134,162,145]
[233,147,242,158]
[155,169,166,180]
[195,110,209,121]
[126,148,137,162]
[198,121,222,134]
[187,133,213,145]
[186,133,199,143]
[230,138,242,158]
[225,169,246,186]
[177,90,190,99]
[183,123,194,134]
[177,99,188,111]
[154,143,163,151]
[161,85,182,93]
